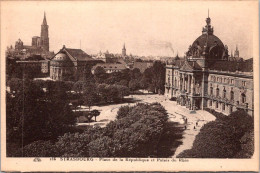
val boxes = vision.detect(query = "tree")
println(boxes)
[117,79,129,87]
[92,109,100,122]
[94,66,106,75]
[151,61,165,94]
[130,68,142,80]
[139,76,150,90]
[94,66,108,83]
[6,79,77,156]
[177,110,254,158]
[83,82,99,110]
[73,81,85,94]
[21,140,58,157]
[128,79,140,92]
[88,136,115,157]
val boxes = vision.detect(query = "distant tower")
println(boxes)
[234,45,239,58]
[122,43,126,56]
[40,12,49,51]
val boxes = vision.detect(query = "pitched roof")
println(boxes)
[208,59,253,72]
[64,48,94,61]
[168,59,185,68]
[180,60,202,71]
[92,63,127,71]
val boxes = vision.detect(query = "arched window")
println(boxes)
[175,78,177,87]
[216,88,219,97]
[241,93,246,103]
[230,91,234,101]
[209,100,212,106]
[223,89,226,98]
[210,87,213,95]
[230,106,233,114]
[222,103,225,110]
[216,101,218,108]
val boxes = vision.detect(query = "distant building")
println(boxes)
[94,51,118,63]
[6,12,53,59]
[122,43,126,57]
[50,45,98,81]
[165,14,254,116]
[91,63,127,74]
[16,60,50,76]
[132,61,153,73]
[229,45,243,61]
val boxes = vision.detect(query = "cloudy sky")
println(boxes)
[1,1,257,58]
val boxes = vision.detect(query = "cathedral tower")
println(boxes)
[40,12,49,51]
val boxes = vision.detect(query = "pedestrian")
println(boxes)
[194,126,196,129]
[196,121,198,126]
[184,125,186,130]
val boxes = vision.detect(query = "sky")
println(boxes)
[1,1,258,58]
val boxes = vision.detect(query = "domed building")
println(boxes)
[50,45,98,81]
[165,13,254,116]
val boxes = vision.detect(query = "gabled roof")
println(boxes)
[180,60,202,71]
[167,59,185,68]
[64,48,94,61]
[51,46,94,62]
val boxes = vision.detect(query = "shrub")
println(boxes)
[21,140,58,157]
[177,110,254,158]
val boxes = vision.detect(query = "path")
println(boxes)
[76,93,215,157]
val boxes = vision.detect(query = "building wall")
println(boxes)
[207,72,253,115]
[165,65,254,116]
[165,65,174,98]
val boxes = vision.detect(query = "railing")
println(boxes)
[209,70,253,76]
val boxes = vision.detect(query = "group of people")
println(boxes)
[183,117,199,130]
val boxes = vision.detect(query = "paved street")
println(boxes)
[76,93,216,157]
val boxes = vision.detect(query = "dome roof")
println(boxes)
[53,52,70,61]
[186,14,228,60]
[191,34,224,50]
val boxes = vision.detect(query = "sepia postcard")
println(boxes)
[1,0,259,172]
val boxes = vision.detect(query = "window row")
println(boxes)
[210,76,235,85]
[209,87,246,103]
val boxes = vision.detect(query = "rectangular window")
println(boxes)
[231,79,234,84]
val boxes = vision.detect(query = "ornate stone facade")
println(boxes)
[50,45,98,81]
[165,15,254,116]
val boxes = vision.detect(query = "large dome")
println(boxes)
[186,15,228,61]
[191,34,224,50]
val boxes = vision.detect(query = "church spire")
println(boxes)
[122,43,126,56]
[42,11,47,25]
[234,44,239,58]
[40,11,49,51]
